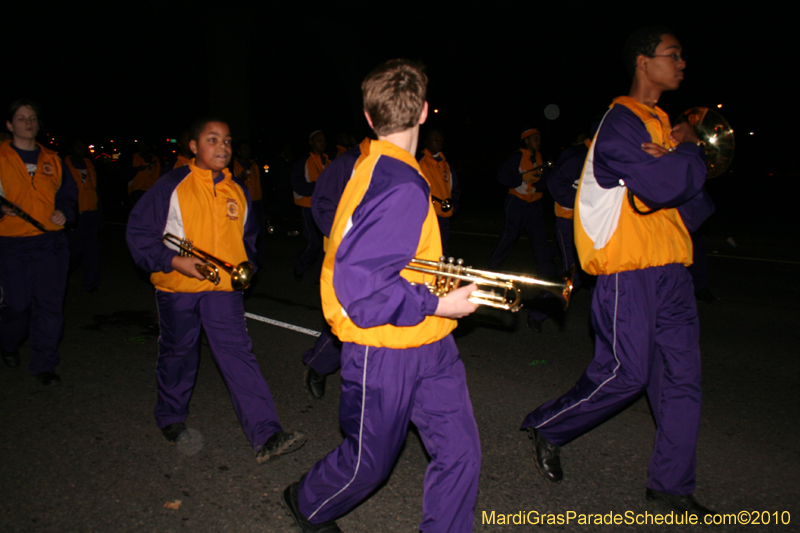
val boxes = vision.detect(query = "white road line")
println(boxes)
[244,312,321,337]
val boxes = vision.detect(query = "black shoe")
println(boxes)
[34,371,61,386]
[281,482,342,532]
[646,488,716,520]
[256,430,307,464]
[2,349,20,369]
[161,422,188,443]
[526,315,543,333]
[695,288,720,304]
[528,428,562,483]
[305,365,326,400]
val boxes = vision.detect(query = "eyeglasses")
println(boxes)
[652,53,684,63]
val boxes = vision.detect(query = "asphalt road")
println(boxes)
[1,219,798,533]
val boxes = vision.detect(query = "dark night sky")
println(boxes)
[3,2,785,179]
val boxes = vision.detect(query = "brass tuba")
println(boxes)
[675,107,735,179]
[162,233,254,291]
[405,256,573,312]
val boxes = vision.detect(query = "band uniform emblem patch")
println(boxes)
[41,162,55,176]
[226,198,239,220]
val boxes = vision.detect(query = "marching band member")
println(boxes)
[65,139,102,293]
[0,100,77,385]
[233,140,266,267]
[488,128,556,275]
[281,59,481,533]
[301,136,371,400]
[126,117,306,463]
[418,128,460,256]
[521,27,717,520]
[291,130,329,281]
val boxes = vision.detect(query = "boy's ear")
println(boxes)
[189,139,198,155]
[419,101,429,126]
[363,111,374,130]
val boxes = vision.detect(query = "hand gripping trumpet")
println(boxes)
[162,233,254,291]
[405,256,573,313]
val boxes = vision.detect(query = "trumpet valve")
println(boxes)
[196,263,220,285]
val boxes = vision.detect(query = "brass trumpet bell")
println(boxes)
[675,107,735,179]
[405,256,573,313]
[162,233,254,291]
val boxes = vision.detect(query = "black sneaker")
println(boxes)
[281,482,341,532]
[256,430,307,464]
[34,372,61,386]
[161,422,188,443]
[2,349,20,369]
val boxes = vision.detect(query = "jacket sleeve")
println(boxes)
[497,152,524,189]
[312,154,354,237]
[677,187,715,233]
[332,177,440,329]
[55,159,78,224]
[450,165,461,213]
[290,158,316,197]
[547,146,585,208]
[237,178,259,272]
[125,177,180,273]
[592,105,707,209]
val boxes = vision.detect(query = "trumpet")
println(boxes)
[405,256,573,313]
[431,195,452,212]
[162,233,254,291]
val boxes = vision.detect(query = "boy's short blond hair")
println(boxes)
[361,59,427,136]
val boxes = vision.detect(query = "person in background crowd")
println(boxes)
[127,140,160,206]
[233,140,266,267]
[65,139,102,293]
[291,130,329,281]
[0,99,77,386]
[418,128,460,256]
